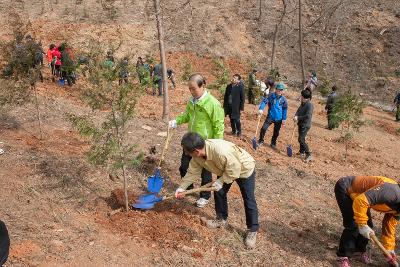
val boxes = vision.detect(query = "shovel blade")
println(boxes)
[287,145,293,157]
[137,193,163,204]
[252,137,258,150]
[147,168,164,193]
[131,201,156,210]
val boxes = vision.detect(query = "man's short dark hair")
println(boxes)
[332,85,338,91]
[181,132,205,153]
[301,88,312,100]
[233,74,241,80]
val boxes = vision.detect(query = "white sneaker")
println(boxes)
[196,198,209,208]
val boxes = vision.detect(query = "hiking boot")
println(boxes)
[305,155,312,163]
[258,141,264,146]
[196,198,209,208]
[245,231,257,249]
[337,257,351,267]
[202,218,227,229]
[296,152,305,158]
[270,144,277,150]
[353,252,372,264]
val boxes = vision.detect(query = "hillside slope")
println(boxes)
[0,0,399,104]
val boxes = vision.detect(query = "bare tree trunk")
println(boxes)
[298,0,306,84]
[270,0,287,70]
[154,0,169,122]
[33,84,43,140]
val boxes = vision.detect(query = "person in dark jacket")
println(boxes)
[294,89,313,162]
[119,57,129,85]
[0,220,10,266]
[152,63,163,96]
[257,83,288,149]
[394,91,400,122]
[224,74,245,137]
[167,68,176,89]
[325,85,338,129]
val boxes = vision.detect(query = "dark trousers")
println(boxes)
[229,116,242,135]
[259,117,282,145]
[179,152,212,199]
[327,109,338,129]
[153,79,163,96]
[214,171,259,232]
[396,105,400,121]
[298,126,310,156]
[0,220,10,266]
[335,178,373,257]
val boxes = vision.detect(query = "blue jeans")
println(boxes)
[214,171,259,232]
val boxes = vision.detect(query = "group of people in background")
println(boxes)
[224,70,315,162]
[46,42,76,86]
[135,57,176,96]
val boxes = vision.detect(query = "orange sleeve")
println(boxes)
[381,214,398,251]
[352,193,370,225]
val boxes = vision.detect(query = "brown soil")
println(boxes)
[1,73,398,266]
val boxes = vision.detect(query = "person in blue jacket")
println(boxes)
[257,83,288,148]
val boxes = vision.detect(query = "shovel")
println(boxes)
[252,115,262,150]
[286,124,296,157]
[132,185,217,210]
[370,233,399,267]
[147,126,173,193]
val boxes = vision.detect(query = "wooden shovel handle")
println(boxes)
[370,234,399,266]
[164,186,217,201]
[289,124,296,144]
[255,115,262,137]
[158,127,173,168]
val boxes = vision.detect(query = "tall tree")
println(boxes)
[154,0,169,121]
[270,0,287,70]
[298,0,306,84]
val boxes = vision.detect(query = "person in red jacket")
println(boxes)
[51,46,62,78]
[47,44,55,73]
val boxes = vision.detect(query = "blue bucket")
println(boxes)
[58,78,65,86]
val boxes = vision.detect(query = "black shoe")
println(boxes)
[270,144,277,149]
[258,141,264,146]
[236,133,242,138]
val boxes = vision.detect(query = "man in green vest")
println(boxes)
[169,73,225,208]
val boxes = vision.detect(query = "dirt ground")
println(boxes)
[0,64,399,267]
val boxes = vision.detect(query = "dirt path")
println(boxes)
[1,80,399,266]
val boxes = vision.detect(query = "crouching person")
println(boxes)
[335,176,400,267]
[175,132,259,249]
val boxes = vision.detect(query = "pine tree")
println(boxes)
[69,45,143,212]
[331,90,365,158]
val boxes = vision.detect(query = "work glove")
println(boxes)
[169,119,177,129]
[293,116,298,122]
[358,225,374,239]
[212,180,223,192]
[175,188,185,199]
[258,110,263,115]
[386,250,398,267]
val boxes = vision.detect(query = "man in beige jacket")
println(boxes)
[175,132,259,249]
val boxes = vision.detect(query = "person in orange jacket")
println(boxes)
[335,176,400,267]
